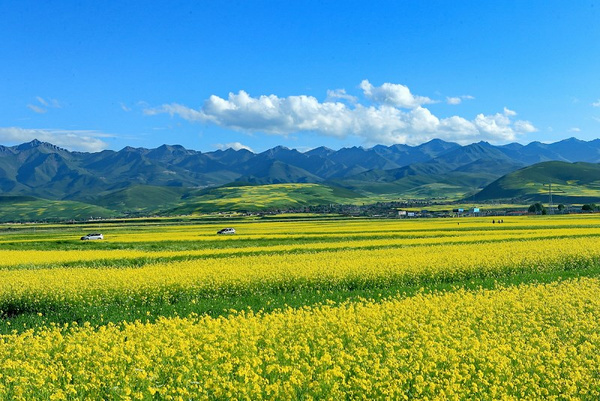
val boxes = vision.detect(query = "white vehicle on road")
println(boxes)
[217,228,236,235]
[81,233,104,240]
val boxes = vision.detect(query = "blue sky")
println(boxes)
[1,1,599,152]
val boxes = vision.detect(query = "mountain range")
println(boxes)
[0,137,600,216]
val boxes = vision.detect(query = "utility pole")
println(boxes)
[548,183,553,214]
[543,183,565,214]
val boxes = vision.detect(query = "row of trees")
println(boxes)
[527,203,566,214]
[528,202,599,214]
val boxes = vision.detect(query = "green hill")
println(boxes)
[470,161,600,203]
[0,196,118,222]
[92,185,188,214]
[333,169,499,201]
[166,183,365,214]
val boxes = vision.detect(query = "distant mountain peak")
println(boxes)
[417,138,458,152]
[307,145,333,152]
[501,142,523,150]
[17,139,43,150]
[305,146,334,157]
[120,146,149,153]
[16,139,67,152]
[424,138,447,145]
[261,145,295,157]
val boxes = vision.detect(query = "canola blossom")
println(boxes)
[2,215,600,399]
[2,219,600,270]
[1,278,600,399]
[1,235,599,311]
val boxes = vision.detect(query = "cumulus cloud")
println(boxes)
[0,127,110,152]
[145,81,536,145]
[214,142,254,152]
[514,120,537,133]
[359,80,434,108]
[592,100,600,107]
[569,127,581,132]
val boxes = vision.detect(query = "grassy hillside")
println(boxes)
[0,196,118,222]
[334,170,495,201]
[166,183,365,214]
[471,161,600,203]
[92,185,188,213]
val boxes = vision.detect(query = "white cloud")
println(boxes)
[0,127,110,152]
[503,107,517,117]
[145,81,536,146]
[569,127,581,132]
[447,95,475,105]
[215,142,254,152]
[144,103,204,120]
[36,96,49,107]
[514,120,537,133]
[120,102,132,112]
[359,79,434,108]
[27,104,47,114]
[27,96,62,114]
[592,100,600,107]
[326,89,357,104]
[474,116,512,139]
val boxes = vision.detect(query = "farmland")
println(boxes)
[2,215,600,399]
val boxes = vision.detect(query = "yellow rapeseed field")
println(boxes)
[1,278,600,399]
[1,235,599,308]
[1,215,600,399]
